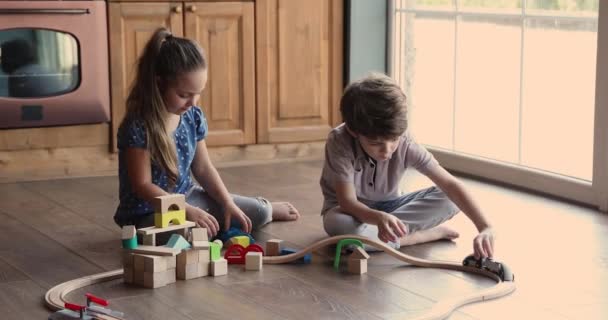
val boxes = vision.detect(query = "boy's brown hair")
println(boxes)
[340,73,407,139]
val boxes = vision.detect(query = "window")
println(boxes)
[391,0,607,209]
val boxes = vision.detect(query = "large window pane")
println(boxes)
[394,0,598,181]
[521,17,597,180]
[455,15,521,162]
[407,14,455,150]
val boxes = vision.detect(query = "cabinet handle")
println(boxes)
[188,5,197,12]
[172,6,182,14]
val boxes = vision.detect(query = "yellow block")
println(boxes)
[154,209,186,228]
[228,235,250,247]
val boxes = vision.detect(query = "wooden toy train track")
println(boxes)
[45,235,515,320]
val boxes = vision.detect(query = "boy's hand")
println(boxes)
[473,227,495,259]
[223,201,252,233]
[377,212,408,243]
[186,206,220,238]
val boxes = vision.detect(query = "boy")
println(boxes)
[320,73,494,259]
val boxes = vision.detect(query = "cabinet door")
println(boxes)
[256,0,343,143]
[184,2,255,146]
[108,2,183,151]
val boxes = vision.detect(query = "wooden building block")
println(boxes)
[210,258,228,276]
[137,221,195,236]
[167,256,177,269]
[154,209,186,229]
[143,255,168,273]
[266,239,282,256]
[191,227,208,241]
[350,247,370,260]
[143,269,175,288]
[123,267,134,284]
[347,258,367,275]
[122,251,134,267]
[121,225,137,249]
[129,245,180,256]
[198,261,209,277]
[192,240,210,250]
[177,249,200,268]
[122,225,136,239]
[142,233,156,246]
[245,252,263,271]
[133,270,145,286]
[227,236,250,248]
[166,234,191,250]
[210,242,222,261]
[198,249,210,263]
[153,194,186,214]
[177,263,199,280]
[166,268,176,285]
[133,254,146,272]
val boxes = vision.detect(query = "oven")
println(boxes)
[0,0,109,128]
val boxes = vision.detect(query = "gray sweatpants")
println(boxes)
[322,186,460,249]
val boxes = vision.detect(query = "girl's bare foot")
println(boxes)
[399,226,459,246]
[271,202,301,221]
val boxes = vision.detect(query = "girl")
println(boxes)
[113,28,300,238]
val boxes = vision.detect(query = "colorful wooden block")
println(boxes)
[280,248,312,264]
[227,235,250,248]
[154,209,186,229]
[121,225,137,249]
[210,242,222,261]
[166,234,191,250]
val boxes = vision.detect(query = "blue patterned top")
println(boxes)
[114,107,207,224]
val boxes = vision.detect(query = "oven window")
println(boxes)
[0,29,79,98]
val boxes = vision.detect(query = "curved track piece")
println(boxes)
[45,235,515,320]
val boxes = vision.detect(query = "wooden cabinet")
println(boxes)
[184,2,255,147]
[109,1,255,149]
[256,0,343,143]
[109,0,343,149]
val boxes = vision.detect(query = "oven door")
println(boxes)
[0,1,109,128]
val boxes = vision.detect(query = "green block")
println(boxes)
[165,234,191,250]
[122,236,138,249]
[210,242,221,261]
[334,239,364,271]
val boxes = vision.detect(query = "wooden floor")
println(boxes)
[1,160,607,319]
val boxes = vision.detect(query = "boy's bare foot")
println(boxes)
[271,202,301,221]
[399,226,459,246]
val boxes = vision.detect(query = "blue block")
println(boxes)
[280,248,311,264]
[215,227,255,244]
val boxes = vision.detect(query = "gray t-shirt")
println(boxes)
[319,123,438,214]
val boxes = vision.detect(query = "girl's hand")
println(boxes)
[186,206,220,238]
[376,212,408,243]
[224,201,252,233]
[473,227,495,259]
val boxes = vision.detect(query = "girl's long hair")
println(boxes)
[121,28,206,188]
